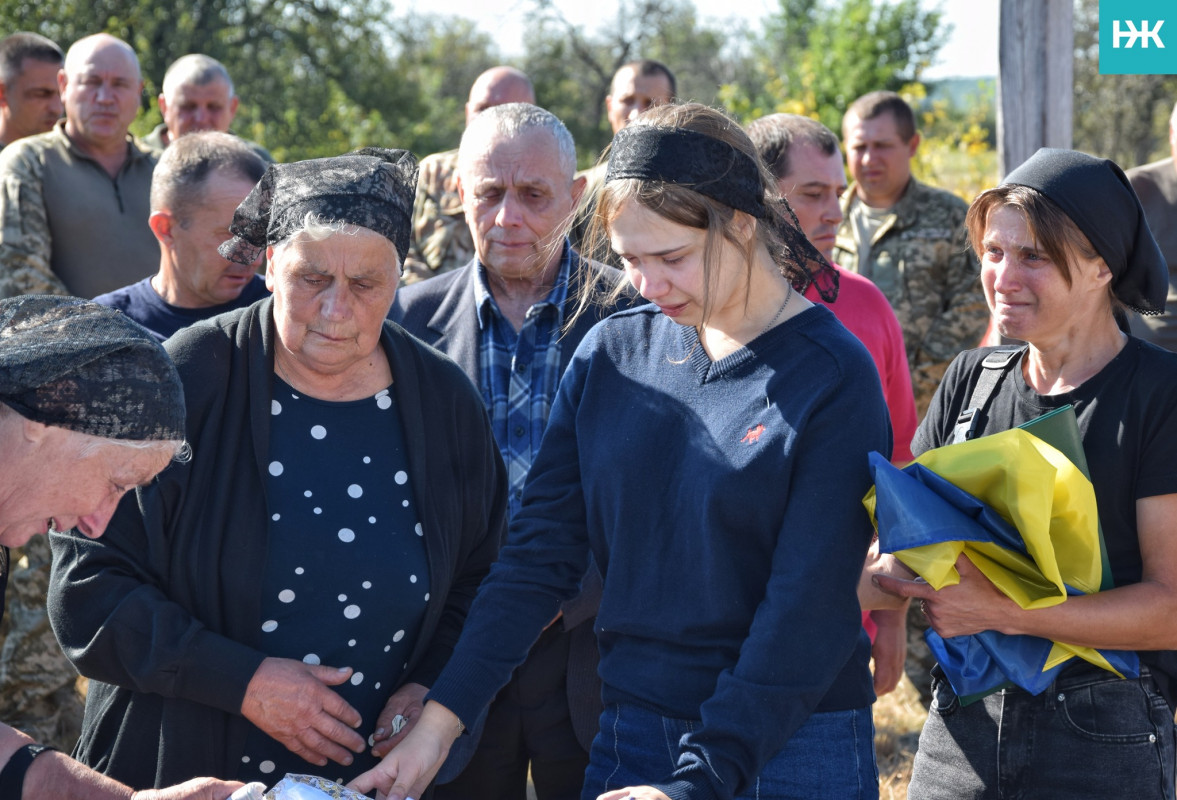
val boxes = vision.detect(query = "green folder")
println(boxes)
[1018,405,1112,590]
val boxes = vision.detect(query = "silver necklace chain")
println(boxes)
[761,280,794,336]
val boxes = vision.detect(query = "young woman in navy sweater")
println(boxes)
[351,103,892,800]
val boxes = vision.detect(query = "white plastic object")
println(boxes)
[228,783,267,800]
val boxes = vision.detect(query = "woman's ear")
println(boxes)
[732,210,757,243]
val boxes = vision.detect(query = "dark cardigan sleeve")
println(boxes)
[47,314,269,716]
[47,489,267,715]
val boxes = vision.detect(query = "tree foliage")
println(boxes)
[6,0,502,161]
[522,0,735,165]
[1,0,969,167]
[721,0,948,133]
[1071,0,1177,168]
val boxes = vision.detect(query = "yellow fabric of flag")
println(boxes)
[864,427,1122,676]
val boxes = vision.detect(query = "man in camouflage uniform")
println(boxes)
[834,91,987,707]
[401,66,534,285]
[0,33,157,300]
[0,537,82,750]
[834,90,987,419]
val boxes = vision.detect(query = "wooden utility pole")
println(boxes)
[998,0,1074,177]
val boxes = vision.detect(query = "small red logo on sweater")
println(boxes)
[741,424,765,444]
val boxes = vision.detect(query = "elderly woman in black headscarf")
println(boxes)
[49,149,507,791]
[870,148,1177,799]
[0,296,242,800]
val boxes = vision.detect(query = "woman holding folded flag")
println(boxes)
[872,148,1177,799]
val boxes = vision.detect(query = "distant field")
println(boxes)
[918,142,1000,206]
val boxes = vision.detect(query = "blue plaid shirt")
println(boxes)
[475,243,572,518]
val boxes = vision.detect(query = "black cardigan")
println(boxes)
[48,297,507,788]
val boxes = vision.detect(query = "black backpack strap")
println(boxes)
[951,346,1026,444]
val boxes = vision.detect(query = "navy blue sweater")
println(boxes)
[430,303,891,800]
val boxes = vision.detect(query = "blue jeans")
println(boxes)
[910,664,1177,799]
[581,702,878,800]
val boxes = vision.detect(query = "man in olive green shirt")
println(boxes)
[0,33,157,300]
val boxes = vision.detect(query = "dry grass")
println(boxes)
[874,674,928,800]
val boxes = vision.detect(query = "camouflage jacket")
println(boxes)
[0,120,158,299]
[833,178,987,416]
[402,148,474,285]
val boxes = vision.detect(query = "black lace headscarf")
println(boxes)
[219,147,419,271]
[0,296,185,441]
[605,121,839,302]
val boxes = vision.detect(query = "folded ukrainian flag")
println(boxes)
[863,406,1138,704]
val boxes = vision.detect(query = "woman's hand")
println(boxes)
[240,657,366,767]
[872,553,1019,638]
[597,788,672,800]
[370,682,429,757]
[347,701,463,800]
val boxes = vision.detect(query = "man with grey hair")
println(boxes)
[94,131,269,340]
[0,33,157,299]
[1127,99,1177,352]
[0,33,63,148]
[144,54,271,162]
[402,65,535,284]
[390,102,632,800]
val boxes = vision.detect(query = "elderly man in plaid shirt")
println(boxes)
[389,101,634,800]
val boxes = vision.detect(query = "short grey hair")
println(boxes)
[269,213,365,261]
[76,432,190,463]
[162,54,234,99]
[459,102,577,181]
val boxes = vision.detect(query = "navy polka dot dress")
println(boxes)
[238,379,429,785]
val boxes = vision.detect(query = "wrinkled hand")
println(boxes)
[131,777,244,800]
[873,554,1018,638]
[868,607,908,696]
[598,787,672,800]
[371,682,429,758]
[241,657,365,768]
[348,701,461,800]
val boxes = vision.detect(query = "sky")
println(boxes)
[401,0,1001,80]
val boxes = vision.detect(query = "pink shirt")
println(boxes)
[808,265,918,642]
[805,264,917,464]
